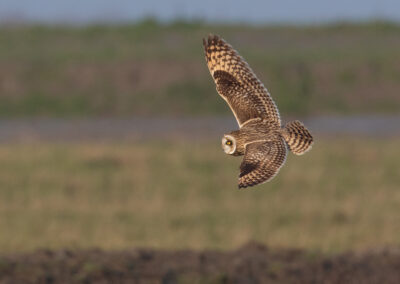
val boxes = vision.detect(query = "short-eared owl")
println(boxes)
[203,35,313,189]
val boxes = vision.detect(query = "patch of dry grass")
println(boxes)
[0,137,399,253]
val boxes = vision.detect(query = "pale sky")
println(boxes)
[0,0,399,24]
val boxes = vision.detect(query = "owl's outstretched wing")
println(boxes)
[238,138,287,189]
[203,34,281,128]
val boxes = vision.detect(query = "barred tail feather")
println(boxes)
[282,120,313,155]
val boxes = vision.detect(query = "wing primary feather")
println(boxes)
[203,34,281,128]
[238,138,287,189]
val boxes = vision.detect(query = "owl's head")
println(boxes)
[222,135,237,155]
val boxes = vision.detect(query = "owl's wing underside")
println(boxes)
[238,138,287,189]
[203,34,281,128]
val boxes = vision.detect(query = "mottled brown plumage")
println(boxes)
[203,35,280,128]
[203,34,313,188]
[281,120,314,155]
[239,137,287,188]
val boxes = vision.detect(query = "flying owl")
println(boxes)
[203,35,314,189]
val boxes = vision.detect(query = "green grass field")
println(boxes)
[1,21,400,117]
[0,137,399,254]
[0,20,399,257]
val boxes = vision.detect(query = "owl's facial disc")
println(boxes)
[222,135,236,155]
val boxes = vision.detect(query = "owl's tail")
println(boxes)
[281,120,313,155]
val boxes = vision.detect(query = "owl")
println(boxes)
[203,35,314,189]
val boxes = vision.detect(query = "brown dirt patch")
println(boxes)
[1,242,400,283]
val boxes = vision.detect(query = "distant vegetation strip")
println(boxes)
[0,20,399,117]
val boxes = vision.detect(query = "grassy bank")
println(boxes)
[0,137,399,253]
[1,21,400,117]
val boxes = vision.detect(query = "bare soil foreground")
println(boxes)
[1,243,400,284]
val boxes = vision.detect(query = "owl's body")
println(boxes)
[224,118,279,156]
[203,35,314,188]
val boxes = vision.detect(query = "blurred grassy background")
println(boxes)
[1,20,400,117]
[0,137,399,254]
[0,20,399,254]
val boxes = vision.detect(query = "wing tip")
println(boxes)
[238,182,249,189]
[238,176,272,189]
[202,37,207,48]
[203,34,224,49]
[238,173,261,189]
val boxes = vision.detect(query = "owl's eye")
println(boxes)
[226,140,232,146]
